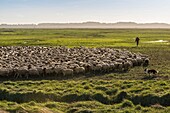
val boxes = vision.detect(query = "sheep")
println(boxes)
[115,59,124,63]
[0,68,9,77]
[81,63,92,72]
[116,62,124,72]
[91,64,102,73]
[109,63,116,71]
[36,67,46,77]
[127,58,137,67]
[62,68,73,76]
[101,63,110,72]
[0,46,149,78]
[136,57,144,66]
[28,68,39,77]
[44,67,55,76]
[123,61,133,72]
[74,66,85,74]
[53,67,63,75]
[7,68,16,77]
[143,58,150,67]
[112,61,119,69]
[15,66,29,78]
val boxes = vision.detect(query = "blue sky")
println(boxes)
[0,0,170,24]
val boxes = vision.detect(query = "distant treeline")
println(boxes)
[1,22,170,28]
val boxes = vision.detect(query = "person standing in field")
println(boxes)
[135,37,140,46]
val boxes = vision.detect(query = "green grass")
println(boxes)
[0,29,170,47]
[0,28,170,112]
[0,80,170,112]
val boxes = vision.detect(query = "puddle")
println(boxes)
[144,40,169,43]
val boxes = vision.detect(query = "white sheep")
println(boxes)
[0,46,149,78]
[92,64,102,73]
[44,67,55,76]
[116,62,124,71]
[36,67,45,77]
[115,59,124,63]
[54,67,63,75]
[0,68,9,77]
[136,57,144,66]
[15,67,29,78]
[101,63,110,72]
[123,61,133,71]
[62,68,73,76]
[109,63,115,71]
[74,66,85,74]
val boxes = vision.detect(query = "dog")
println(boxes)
[144,68,158,75]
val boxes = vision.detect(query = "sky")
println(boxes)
[0,0,170,24]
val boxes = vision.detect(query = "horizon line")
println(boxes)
[1,21,170,25]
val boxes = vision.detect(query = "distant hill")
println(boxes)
[1,22,170,29]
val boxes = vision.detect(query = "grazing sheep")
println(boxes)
[123,61,133,71]
[115,59,124,63]
[45,67,55,76]
[101,63,110,72]
[62,68,73,76]
[7,68,15,77]
[91,64,102,73]
[143,58,150,67]
[74,66,85,74]
[28,68,39,77]
[136,57,143,66]
[116,62,124,71]
[127,58,136,66]
[53,67,63,75]
[0,68,9,77]
[109,63,115,71]
[36,67,45,77]
[0,46,149,78]
[15,67,29,78]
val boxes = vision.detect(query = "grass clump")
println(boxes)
[92,92,110,104]
[45,102,57,108]
[120,99,134,108]
[135,104,143,110]
[113,91,128,103]
[106,88,118,96]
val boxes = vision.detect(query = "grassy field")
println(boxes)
[0,29,170,113]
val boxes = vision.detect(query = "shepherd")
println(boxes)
[135,37,140,46]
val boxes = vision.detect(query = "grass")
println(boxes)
[0,29,170,47]
[0,28,170,112]
[0,80,170,112]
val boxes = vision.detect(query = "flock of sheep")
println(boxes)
[0,46,149,79]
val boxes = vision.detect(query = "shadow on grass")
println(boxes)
[0,69,135,83]
[142,75,169,80]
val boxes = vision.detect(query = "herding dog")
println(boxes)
[144,68,158,75]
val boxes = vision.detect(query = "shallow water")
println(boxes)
[144,40,168,43]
